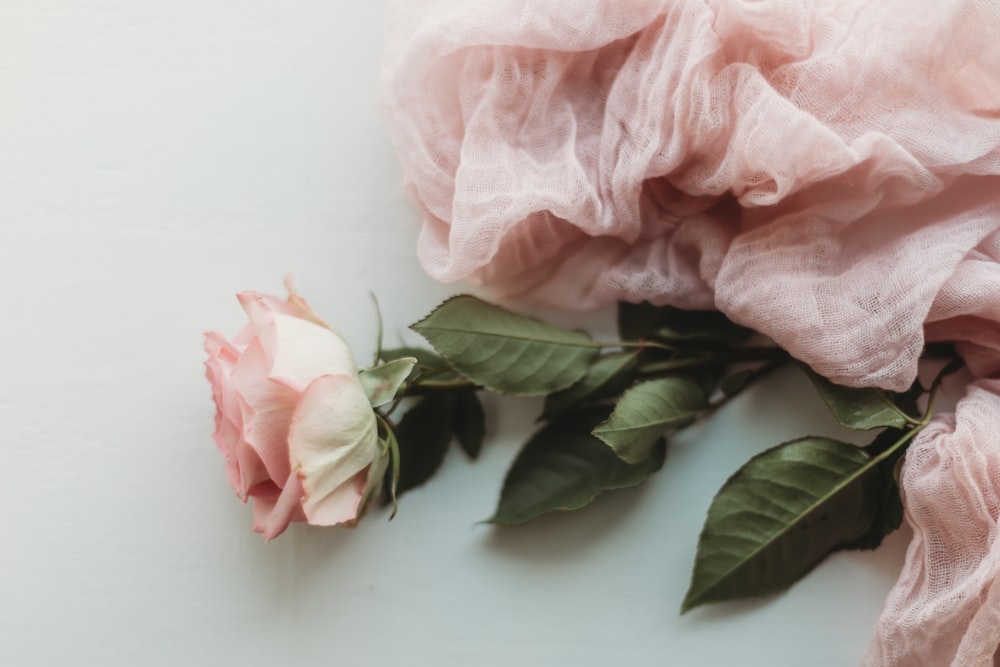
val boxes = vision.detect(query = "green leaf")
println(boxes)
[412,295,598,396]
[360,433,390,513]
[381,346,463,384]
[895,378,925,420]
[652,320,752,347]
[384,423,401,518]
[487,410,666,526]
[618,301,751,346]
[804,367,912,430]
[541,351,639,420]
[618,301,668,342]
[359,357,417,407]
[842,429,908,550]
[453,390,485,459]
[370,292,385,368]
[682,435,907,613]
[677,355,725,398]
[841,470,903,551]
[593,377,706,463]
[392,393,457,497]
[374,413,399,521]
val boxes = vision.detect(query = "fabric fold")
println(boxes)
[866,382,1000,666]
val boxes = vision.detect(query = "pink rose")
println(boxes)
[204,283,384,540]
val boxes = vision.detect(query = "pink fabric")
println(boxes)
[380,1,1000,663]
[866,382,1000,667]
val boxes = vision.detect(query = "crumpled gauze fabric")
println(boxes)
[380,1,1000,664]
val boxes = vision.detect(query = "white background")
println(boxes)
[2,2,911,665]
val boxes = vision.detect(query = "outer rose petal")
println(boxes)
[249,475,307,542]
[205,333,272,498]
[212,419,242,493]
[203,331,242,435]
[237,291,300,338]
[231,337,298,483]
[235,291,302,372]
[204,331,248,494]
[267,314,358,393]
[288,374,379,526]
[233,435,270,500]
[237,291,358,393]
[283,275,333,329]
[232,322,256,348]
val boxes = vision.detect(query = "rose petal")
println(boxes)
[283,275,333,329]
[205,331,249,495]
[234,434,270,500]
[204,330,240,359]
[288,374,379,526]
[232,323,256,348]
[204,331,242,432]
[248,481,280,527]
[249,475,307,541]
[238,290,300,326]
[236,291,301,360]
[212,421,242,493]
[267,314,358,393]
[237,291,358,393]
[205,330,270,498]
[231,337,297,483]
[306,470,367,526]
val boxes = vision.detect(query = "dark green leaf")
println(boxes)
[593,377,706,463]
[454,390,485,459]
[840,470,903,551]
[677,355,725,397]
[682,435,905,613]
[895,379,924,418]
[618,301,668,342]
[618,301,751,346]
[541,351,639,420]
[487,410,666,526]
[861,426,907,457]
[842,429,908,550]
[804,367,912,430]
[381,346,462,384]
[392,393,457,497]
[652,321,752,347]
[412,295,598,396]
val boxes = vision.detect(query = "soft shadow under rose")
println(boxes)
[203,283,384,540]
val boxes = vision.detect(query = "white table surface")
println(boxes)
[2,3,910,665]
